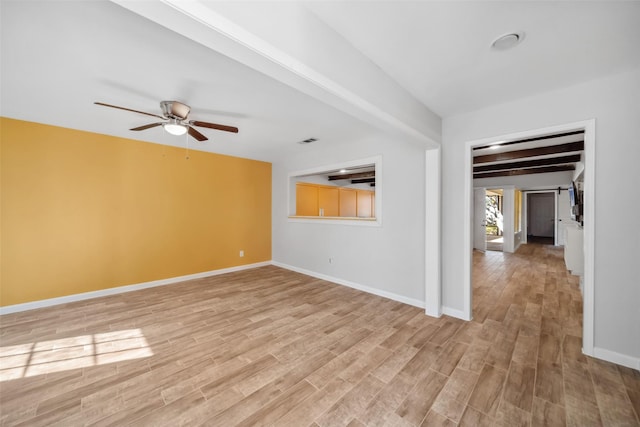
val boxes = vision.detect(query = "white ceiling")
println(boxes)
[307,1,640,117]
[2,1,639,162]
[0,1,375,161]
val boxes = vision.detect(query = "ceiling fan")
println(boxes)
[94,100,238,141]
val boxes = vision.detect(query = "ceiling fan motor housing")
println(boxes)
[160,101,190,120]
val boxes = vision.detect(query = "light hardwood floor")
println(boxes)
[1,244,638,426]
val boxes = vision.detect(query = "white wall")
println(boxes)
[273,135,427,306]
[442,68,640,365]
[502,188,515,253]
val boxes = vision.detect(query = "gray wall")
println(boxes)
[442,67,640,364]
[272,135,427,306]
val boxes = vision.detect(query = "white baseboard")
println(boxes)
[271,261,425,309]
[424,307,442,318]
[591,346,640,371]
[0,261,272,315]
[442,306,471,321]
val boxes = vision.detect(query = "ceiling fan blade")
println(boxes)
[95,102,165,119]
[130,122,163,131]
[189,120,239,134]
[187,126,208,142]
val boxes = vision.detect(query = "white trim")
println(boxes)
[581,119,596,356]
[287,155,383,227]
[464,120,596,354]
[514,233,523,252]
[286,217,380,227]
[463,141,473,319]
[554,190,559,246]
[0,262,271,315]
[442,306,470,321]
[592,347,640,371]
[424,148,442,317]
[272,261,425,309]
[522,194,528,244]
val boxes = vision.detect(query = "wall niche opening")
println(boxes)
[288,156,382,226]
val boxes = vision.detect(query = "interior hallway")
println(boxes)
[0,245,638,426]
[473,244,639,426]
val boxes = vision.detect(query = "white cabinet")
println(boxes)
[564,223,584,276]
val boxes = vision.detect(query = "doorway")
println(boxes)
[462,120,595,354]
[473,188,504,252]
[485,189,504,251]
[527,192,555,245]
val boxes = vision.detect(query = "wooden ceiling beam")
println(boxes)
[473,154,581,173]
[352,178,375,184]
[328,171,375,181]
[472,130,584,151]
[474,165,575,179]
[474,141,584,164]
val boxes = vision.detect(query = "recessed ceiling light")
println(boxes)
[491,32,525,50]
[340,169,347,173]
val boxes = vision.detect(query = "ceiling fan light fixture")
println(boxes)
[163,120,187,136]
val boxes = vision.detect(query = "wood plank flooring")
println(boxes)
[1,243,638,426]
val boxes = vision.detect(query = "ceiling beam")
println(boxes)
[352,178,375,184]
[472,130,584,151]
[111,1,441,148]
[474,141,584,164]
[328,171,375,181]
[473,154,581,173]
[474,165,575,179]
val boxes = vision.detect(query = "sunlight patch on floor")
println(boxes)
[0,328,153,381]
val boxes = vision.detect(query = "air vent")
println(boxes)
[298,138,317,145]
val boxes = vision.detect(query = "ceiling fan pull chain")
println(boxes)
[185,132,190,160]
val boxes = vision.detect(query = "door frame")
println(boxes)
[473,187,487,252]
[463,119,595,355]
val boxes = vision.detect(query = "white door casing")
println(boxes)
[473,188,487,252]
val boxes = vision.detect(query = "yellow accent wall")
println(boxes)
[0,117,272,307]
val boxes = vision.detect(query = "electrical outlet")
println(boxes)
[239,250,244,257]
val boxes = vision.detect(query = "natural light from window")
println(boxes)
[0,328,153,382]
